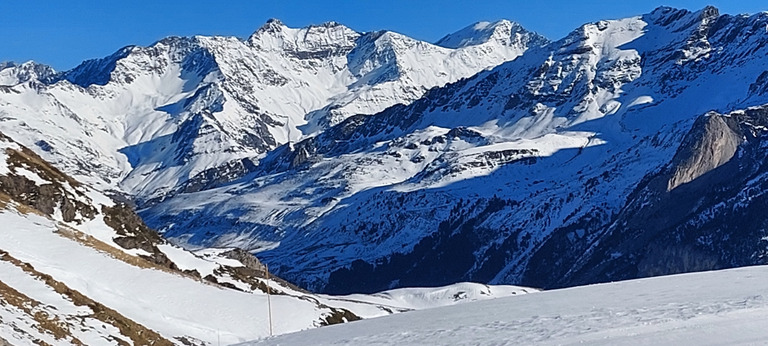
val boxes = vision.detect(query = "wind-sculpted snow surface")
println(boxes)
[240,266,768,345]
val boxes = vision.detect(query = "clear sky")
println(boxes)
[1,1,766,71]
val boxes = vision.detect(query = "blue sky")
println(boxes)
[1,1,766,71]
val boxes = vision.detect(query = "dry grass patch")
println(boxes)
[0,192,45,217]
[13,201,46,217]
[0,192,9,209]
[56,224,171,272]
[4,145,81,188]
[0,250,174,346]
[0,278,82,344]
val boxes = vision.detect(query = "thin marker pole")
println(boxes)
[266,264,274,337]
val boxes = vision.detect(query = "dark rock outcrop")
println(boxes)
[531,106,768,288]
[0,133,95,223]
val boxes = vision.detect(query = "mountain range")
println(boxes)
[2,4,768,303]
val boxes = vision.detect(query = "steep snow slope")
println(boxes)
[554,105,768,288]
[0,18,545,205]
[137,6,768,294]
[241,265,768,345]
[0,132,532,345]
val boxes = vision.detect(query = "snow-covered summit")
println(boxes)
[0,60,57,86]
[247,18,360,56]
[436,19,548,49]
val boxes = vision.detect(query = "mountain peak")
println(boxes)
[59,46,135,87]
[313,20,344,28]
[0,60,57,85]
[647,5,721,28]
[435,19,548,49]
[247,19,360,56]
[264,18,285,29]
[0,61,15,70]
[699,5,720,17]
[249,18,288,38]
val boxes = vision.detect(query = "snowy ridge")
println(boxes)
[0,61,56,86]
[436,19,547,49]
[0,17,545,206]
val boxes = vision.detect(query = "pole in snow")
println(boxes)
[266,264,274,337]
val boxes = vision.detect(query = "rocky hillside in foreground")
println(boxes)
[0,131,349,344]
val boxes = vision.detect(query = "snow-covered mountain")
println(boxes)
[0,131,531,345]
[0,61,56,85]
[131,6,768,294]
[0,18,545,206]
[3,5,768,299]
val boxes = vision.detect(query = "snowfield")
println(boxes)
[241,265,768,345]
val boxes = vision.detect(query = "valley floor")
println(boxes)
[241,265,768,345]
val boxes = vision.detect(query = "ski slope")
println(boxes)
[242,265,768,345]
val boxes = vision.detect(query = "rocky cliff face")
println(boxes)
[0,132,96,223]
[667,112,743,191]
[543,106,768,288]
